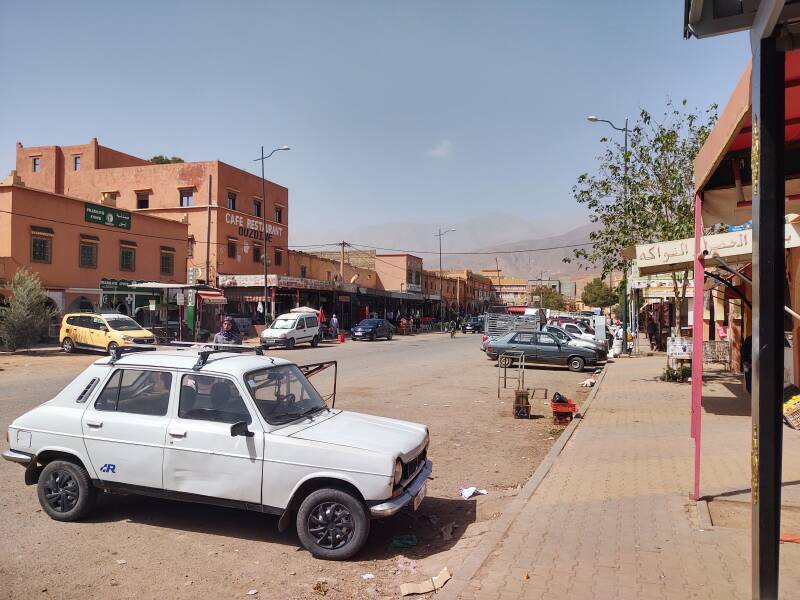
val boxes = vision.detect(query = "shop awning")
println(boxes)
[197,290,227,305]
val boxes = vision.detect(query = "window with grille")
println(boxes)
[31,236,51,262]
[160,248,175,275]
[73,155,81,171]
[227,239,237,258]
[227,191,237,210]
[253,199,262,217]
[32,157,41,173]
[136,191,150,209]
[179,189,194,207]
[79,242,98,268]
[274,206,283,224]
[120,247,136,271]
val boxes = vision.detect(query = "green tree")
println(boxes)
[581,278,617,308]
[531,285,566,310]
[0,268,58,351]
[567,100,717,333]
[149,155,184,164]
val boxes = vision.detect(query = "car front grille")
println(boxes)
[134,337,155,344]
[402,447,427,482]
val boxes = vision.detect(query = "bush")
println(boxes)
[0,268,58,351]
[661,364,692,382]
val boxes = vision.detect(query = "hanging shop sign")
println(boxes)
[667,336,693,360]
[85,204,131,229]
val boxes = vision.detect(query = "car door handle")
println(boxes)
[86,419,103,428]
[168,429,187,438]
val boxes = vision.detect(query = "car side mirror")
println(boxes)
[230,421,254,437]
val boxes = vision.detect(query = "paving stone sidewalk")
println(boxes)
[443,355,800,600]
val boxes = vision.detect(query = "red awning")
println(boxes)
[197,290,227,305]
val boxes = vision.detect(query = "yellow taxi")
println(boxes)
[60,312,156,355]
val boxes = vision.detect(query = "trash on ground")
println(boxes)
[459,486,488,499]
[578,377,596,387]
[312,581,329,595]
[361,573,375,580]
[399,567,452,596]
[389,534,418,549]
[247,590,258,596]
[440,521,457,541]
[115,559,127,565]
[593,368,603,374]
[780,532,800,544]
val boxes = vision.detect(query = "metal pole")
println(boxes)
[439,228,443,328]
[622,117,630,355]
[261,146,268,326]
[751,34,785,600]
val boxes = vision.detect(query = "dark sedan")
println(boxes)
[351,318,394,341]
[462,317,484,334]
[485,330,598,372]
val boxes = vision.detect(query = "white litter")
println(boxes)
[247,590,258,596]
[459,486,488,500]
[115,560,127,565]
[361,574,375,580]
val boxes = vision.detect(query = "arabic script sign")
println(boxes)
[85,204,131,229]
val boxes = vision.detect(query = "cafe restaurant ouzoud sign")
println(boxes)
[84,203,131,230]
[224,211,284,242]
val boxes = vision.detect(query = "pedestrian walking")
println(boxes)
[213,316,242,346]
[329,314,339,339]
[647,317,658,351]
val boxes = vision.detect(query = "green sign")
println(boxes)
[85,203,131,229]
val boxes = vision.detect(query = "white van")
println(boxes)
[260,311,321,349]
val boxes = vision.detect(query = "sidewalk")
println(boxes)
[442,355,800,600]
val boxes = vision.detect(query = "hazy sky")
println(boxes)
[0,1,750,247]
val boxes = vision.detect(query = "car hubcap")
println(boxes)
[64,340,72,350]
[43,469,79,513]
[307,502,354,549]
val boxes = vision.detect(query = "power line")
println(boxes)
[336,240,593,256]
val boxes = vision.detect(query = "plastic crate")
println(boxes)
[785,395,800,430]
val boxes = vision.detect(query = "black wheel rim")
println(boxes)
[43,469,79,513]
[307,502,355,550]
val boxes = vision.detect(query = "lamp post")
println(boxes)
[587,115,630,354]
[434,227,456,330]
[254,145,290,323]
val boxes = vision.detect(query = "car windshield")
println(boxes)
[105,317,143,331]
[358,320,379,327]
[244,365,327,425]
[550,328,571,342]
[270,318,297,330]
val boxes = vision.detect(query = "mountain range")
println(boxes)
[329,216,600,280]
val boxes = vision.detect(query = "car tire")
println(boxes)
[386,331,393,341]
[296,487,370,560]
[369,333,376,341]
[287,338,296,350]
[311,335,320,348]
[568,356,586,372]
[37,460,96,522]
[62,337,75,353]
[498,356,513,368]
[107,342,119,356]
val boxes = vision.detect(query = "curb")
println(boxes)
[697,499,713,530]
[438,365,610,600]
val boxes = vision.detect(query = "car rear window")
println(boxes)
[94,369,171,416]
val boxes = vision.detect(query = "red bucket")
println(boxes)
[338,333,346,343]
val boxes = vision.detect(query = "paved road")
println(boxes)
[0,333,591,600]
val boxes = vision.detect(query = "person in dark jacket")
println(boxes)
[646,318,658,350]
[742,335,752,395]
[213,316,242,346]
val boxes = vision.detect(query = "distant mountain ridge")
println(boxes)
[317,217,601,280]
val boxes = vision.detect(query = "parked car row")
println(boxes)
[479,320,608,372]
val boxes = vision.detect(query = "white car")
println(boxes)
[2,347,431,560]
[261,312,322,349]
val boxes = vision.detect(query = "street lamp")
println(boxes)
[254,145,291,323]
[587,115,630,354]
[434,227,456,330]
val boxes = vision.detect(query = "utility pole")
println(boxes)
[434,227,456,329]
[340,241,346,280]
[494,257,502,305]
[205,174,212,286]
[254,145,290,323]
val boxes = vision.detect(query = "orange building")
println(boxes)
[0,176,188,316]
[14,139,289,288]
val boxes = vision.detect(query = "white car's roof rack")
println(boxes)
[169,341,265,370]
[108,345,158,364]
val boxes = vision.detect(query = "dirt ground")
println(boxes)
[0,333,593,599]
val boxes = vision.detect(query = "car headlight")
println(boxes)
[393,460,403,485]
[121,335,134,341]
